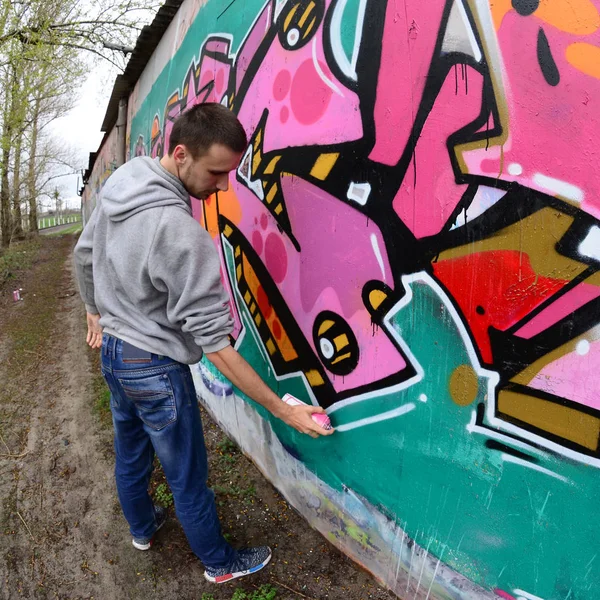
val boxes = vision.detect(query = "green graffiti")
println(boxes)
[209,237,600,597]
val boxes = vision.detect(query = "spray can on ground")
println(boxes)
[281,393,332,431]
[12,289,21,302]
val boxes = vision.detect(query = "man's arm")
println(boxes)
[206,345,334,438]
[149,215,332,437]
[74,208,103,348]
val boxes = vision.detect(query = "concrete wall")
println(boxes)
[87,1,600,598]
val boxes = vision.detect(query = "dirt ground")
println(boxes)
[0,234,394,600]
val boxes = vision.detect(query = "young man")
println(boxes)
[74,103,333,584]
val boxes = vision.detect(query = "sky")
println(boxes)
[45,61,119,212]
[43,6,157,214]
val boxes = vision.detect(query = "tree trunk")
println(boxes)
[0,120,13,248]
[27,97,40,234]
[0,64,17,247]
[12,128,23,238]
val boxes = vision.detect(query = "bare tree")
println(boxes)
[0,0,158,70]
[0,0,158,246]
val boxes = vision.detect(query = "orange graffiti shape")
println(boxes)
[566,41,600,78]
[203,186,242,239]
[536,0,600,35]
[490,0,600,34]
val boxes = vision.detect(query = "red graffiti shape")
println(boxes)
[433,250,568,363]
[264,233,288,284]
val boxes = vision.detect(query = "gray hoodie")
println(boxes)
[74,156,233,364]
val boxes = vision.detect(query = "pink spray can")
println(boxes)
[12,289,20,302]
[281,393,332,431]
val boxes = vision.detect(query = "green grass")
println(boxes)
[154,482,174,508]
[0,237,41,289]
[201,585,278,600]
[46,223,82,236]
[92,378,112,427]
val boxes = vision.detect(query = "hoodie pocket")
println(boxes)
[118,373,176,431]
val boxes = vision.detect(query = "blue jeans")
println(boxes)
[100,334,236,568]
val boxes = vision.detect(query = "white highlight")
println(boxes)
[513,590,547,600]
[576,339,590,356]
[419,394,428,403]
[273,0,290,22]
[370,234,387,282]
[237,146,264,200]
[287,28,300,46]
[312,39,344,96]
[320,338,335,360]
[457,0,482,61]
[578,225,600,261]
[335,403,416,432]
[501,453,569,483]
[347,181,371,206]
[329,0,367,81]
[441,0,483,62]
[508,163,523,176]
[451,186,506,229]
[533,173,584,203]
[265,3,272,30]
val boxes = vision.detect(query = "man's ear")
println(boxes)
[172,144,188,164]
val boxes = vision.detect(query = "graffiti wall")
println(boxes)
[81,126,119,223]
[88,0,600,597]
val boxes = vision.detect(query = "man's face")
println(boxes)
[176,143,242,200]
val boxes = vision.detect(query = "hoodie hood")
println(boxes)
[102,157,191,222]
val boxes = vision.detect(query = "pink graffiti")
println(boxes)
[229,174,406,394]
[370,0,447,166]
[392,65,485,238]
[515,283,600,339]
[462,8,600,219]
[529,334,600,411]
[235,0,362,153]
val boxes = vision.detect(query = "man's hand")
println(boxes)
[86,312,103,349]
[278,403,334,439]
[206,345,334,438]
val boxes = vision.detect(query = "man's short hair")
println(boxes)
[168,103,248,158]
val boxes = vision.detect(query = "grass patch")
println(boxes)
[201,585,278,600]
[0,237,41,289]
[46,223,82,237]
[92,374,112,428]
[213,483,257,504]
[154,482,174,508]
[87,330,113,429]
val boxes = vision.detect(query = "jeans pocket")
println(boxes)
[118,373,177,431]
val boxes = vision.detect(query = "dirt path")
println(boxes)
[0,235,392,600]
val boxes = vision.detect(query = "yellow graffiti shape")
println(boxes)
[566,42,600,79]
[310,153,339,181]
[498,389,600,451]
